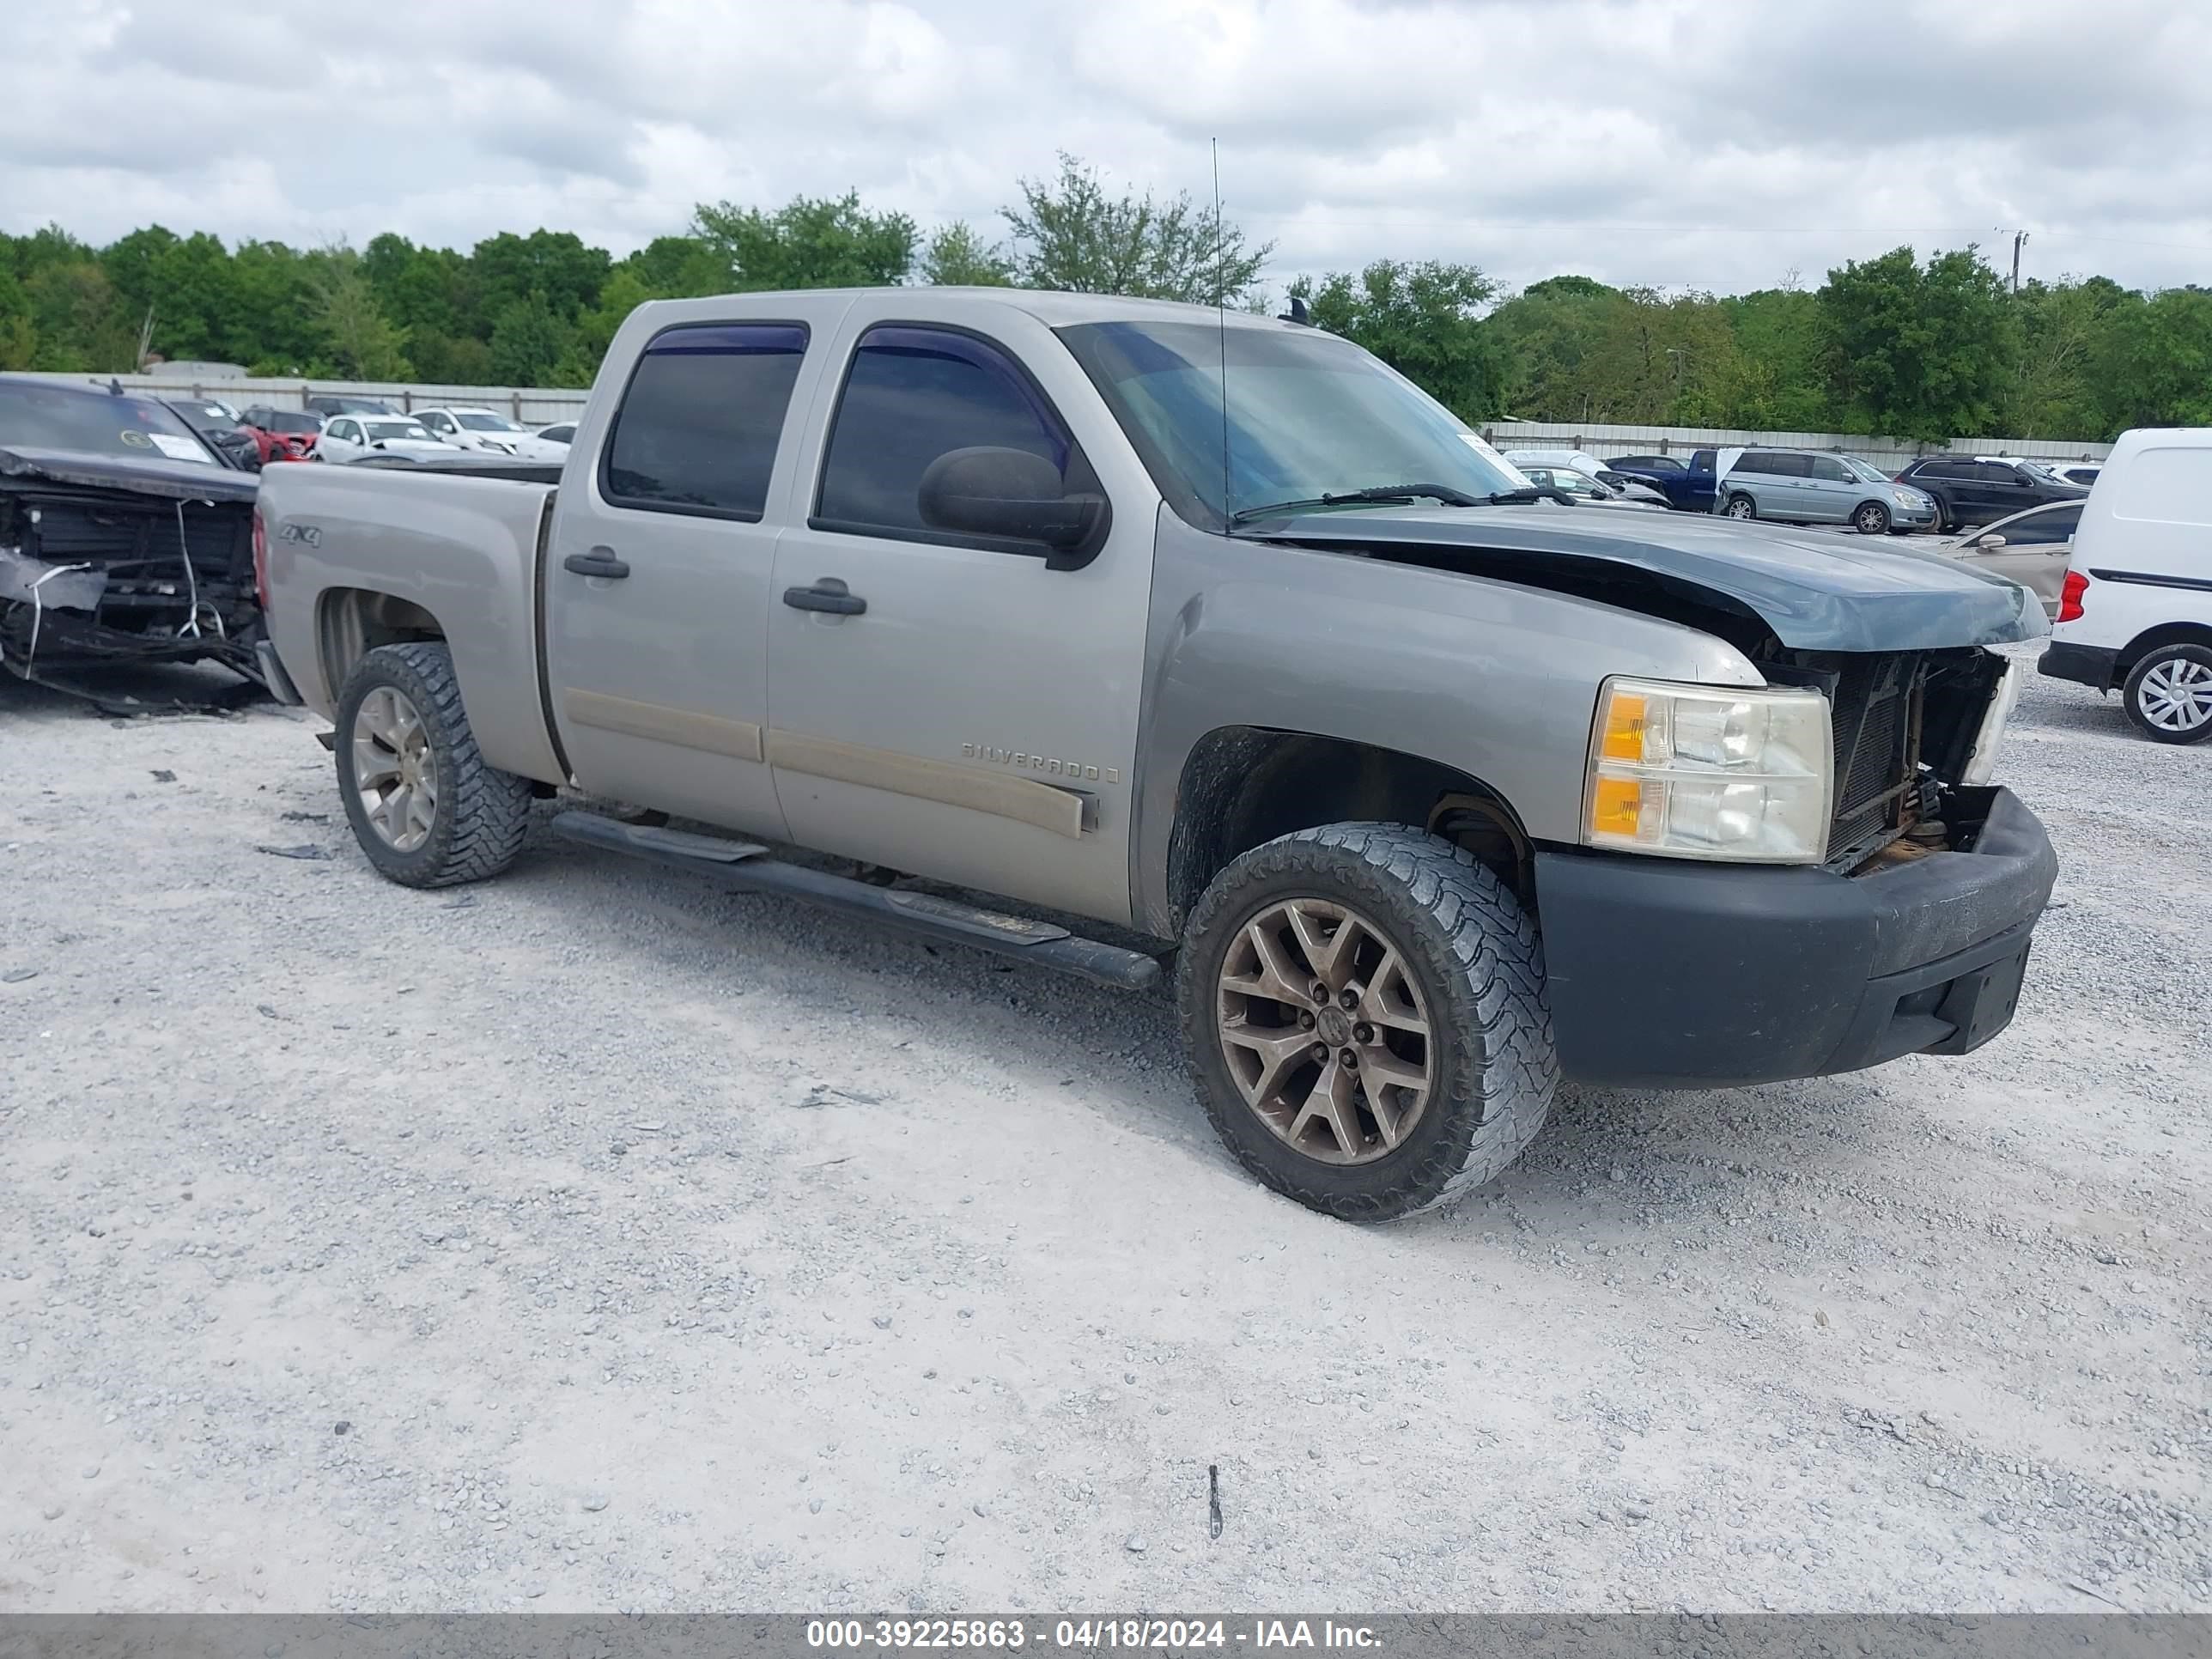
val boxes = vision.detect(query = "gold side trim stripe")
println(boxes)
[562,690,763,763]
[767,730,1086,841]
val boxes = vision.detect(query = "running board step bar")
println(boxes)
[550,811,1165,993]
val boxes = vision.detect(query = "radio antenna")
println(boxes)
[1212,137,1231,526]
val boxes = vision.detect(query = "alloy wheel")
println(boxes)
[351,685,438,852]
[1215,897,1435,1165]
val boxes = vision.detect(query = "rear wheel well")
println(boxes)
[2118,621,2212,677]
[1165,729,1534,928]
[319,587,447,699]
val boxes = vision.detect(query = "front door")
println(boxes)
[764,314,1156,925]
[1804,454,1855,522]
[542,311,838,836]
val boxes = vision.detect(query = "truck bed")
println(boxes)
[256,462,567,785]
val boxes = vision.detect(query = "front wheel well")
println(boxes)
[318,587,447,700]
[1164,728,1534,927]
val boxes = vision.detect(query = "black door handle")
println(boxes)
[563,548,629,580]
[782,577,866,616]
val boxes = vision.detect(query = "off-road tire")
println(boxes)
[1177,823,1557,1222]
[336,642,533,886]
[1723,492,1756,520]
[1853,501,1892,535]
[2121,643,2212,744]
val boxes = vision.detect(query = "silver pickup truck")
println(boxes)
[254,287,2057,1221]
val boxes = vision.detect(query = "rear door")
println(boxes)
[542,305,845,836]
[763,303,1158,925]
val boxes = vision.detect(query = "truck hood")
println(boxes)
[1258,504,2048,653]
[0,444,258,503]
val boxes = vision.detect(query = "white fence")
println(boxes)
[14,370,592,427]
[1477,420,2113,477]
[16,370,2122,470]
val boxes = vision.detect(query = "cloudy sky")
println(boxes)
[8,0,2208,299]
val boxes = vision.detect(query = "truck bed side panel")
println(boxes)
[258,466,566,785]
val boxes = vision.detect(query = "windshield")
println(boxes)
[2015,460,2063,484]
[366,421,434,441]
[1056,320,1526,526]
[0,381,215,463]
[1840,455,1891,483]
[456,412,525,433]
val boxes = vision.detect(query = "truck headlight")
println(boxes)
[1583,678,1833,864]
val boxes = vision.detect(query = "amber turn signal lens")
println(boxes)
[1601,692,1648,762]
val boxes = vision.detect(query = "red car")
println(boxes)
[237,404,324,465]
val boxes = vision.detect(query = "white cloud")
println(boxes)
[2,0,2205,297]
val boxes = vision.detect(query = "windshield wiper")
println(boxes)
[1230,483,1485,525]
[1483,486,1578,507]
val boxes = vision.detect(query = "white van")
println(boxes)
[2040,428,2212,742]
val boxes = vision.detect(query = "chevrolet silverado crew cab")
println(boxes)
[254,289,2058,1222]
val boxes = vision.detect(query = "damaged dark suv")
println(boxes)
[0,376,266,705]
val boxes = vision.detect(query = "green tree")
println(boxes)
[1820,246,2016,441]
[1289,259,1505,419]
[1000,152,1271,304]
[553,268,660,386]
[619,234,726,297]
[1721,288,1833,429]
[311,250,412,380]
[1486,276,1624,421]
[469,229,611,323]
[26,262,136,371]
[489,290,568,385]
[918,222,1014,287]
[2091,286,2212,433]
[0,268,35,369]
[691,191,916,290]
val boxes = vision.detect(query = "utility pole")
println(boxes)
[2011,229,2029,295]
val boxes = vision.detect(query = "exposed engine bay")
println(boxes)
[0,448,264,711]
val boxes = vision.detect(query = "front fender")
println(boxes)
[1129,510,1763,934]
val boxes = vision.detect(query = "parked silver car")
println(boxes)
[1713,448,1937,535]
[1933,499,2082,618]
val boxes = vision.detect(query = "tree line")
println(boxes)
[3,152,2203,443]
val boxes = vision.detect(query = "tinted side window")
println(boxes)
[1920,461,1969,481]
[1736,453,1777,475]
[1809,456,1850,482]
[816,325,1074,540]
[1689,449,1715,471]
[2038,505,2083,540]
[601,323,809,520]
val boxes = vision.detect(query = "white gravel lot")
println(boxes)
[1,647,2206,1615]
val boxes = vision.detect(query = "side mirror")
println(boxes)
[1977,532,2007,550]
[918,447,1106,568]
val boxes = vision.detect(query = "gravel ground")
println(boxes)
[1,647,2206,1614]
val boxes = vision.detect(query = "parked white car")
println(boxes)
[413,406,568,461]
[537,421,577,446]
[316,415,453,464]
[1502,447,1635,489]
[2040,428,2212,742]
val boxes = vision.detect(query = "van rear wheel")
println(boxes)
[2122,644,2212,744]
[1723,492,1756,520]
[1177,823,1558,1223]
